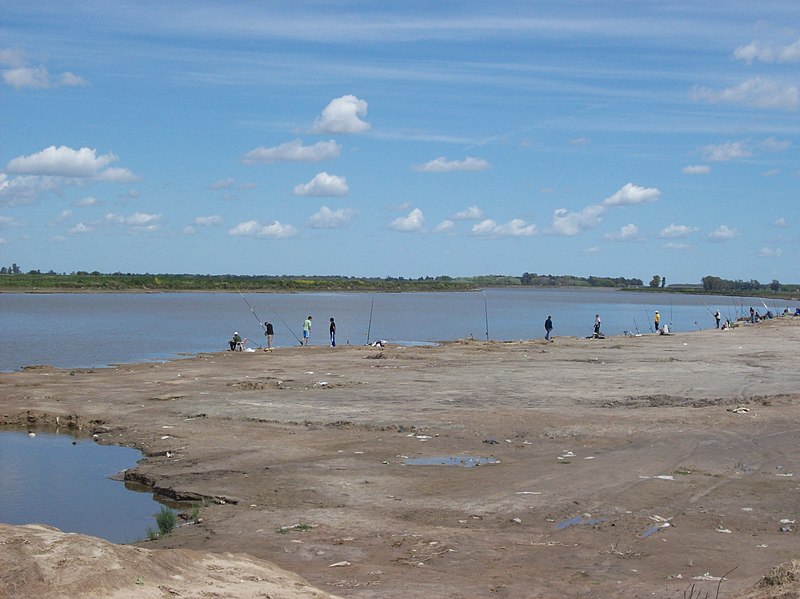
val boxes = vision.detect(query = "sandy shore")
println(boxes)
[2,318,800,598]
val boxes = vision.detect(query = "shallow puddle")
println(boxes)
[555,515,605,530]
[403,456,498,467]
[0,430,178,544]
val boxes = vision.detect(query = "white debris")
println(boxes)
[515,491,542,495]
[328,561,351,568]
[716,528,732,534]
[692,573,722,581]
[780,519,796,524]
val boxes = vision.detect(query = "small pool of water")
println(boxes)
[0,430,175,544]
[403,456,499,467]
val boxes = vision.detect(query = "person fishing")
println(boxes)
[329,317,337,347]
[593,314,602,338]
[302,316,313,346]
[229,331,243,351]
[654,310,660,332]
[714,310,721,329]
[264,321,274,351]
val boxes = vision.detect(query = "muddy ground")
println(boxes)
[2,318,799,598]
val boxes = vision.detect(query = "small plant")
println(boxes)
[145,527,159,541]
[155,506,176,535]
[190,501,203,521]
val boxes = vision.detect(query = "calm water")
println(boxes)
[0,431,171,543]
[0,288,793,372]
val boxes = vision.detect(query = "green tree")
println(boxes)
[649,275,661,288]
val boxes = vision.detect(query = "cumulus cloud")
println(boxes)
[293,172,349,197]
[691,77,798,111]
[682,165,710,175]
[242,139,341,164]
[734,39,800,64]
[759,247,783,258]
[601,183,660,207]
[453,205,484,220]
[228,220,298,238]
[6,146,137,183]
[193,215,223,226]
[390,208,425,232]
[210,178,235,189]
[310,95,370,134]
[760,137,791,152]
[74,196,100,207]
[433,220,454,233]
[659,224,698,238]
[548,205,605,236]
[104,211,161,232]
[774,217,789,228]
[413,157,491,172]
[702,141,752,162]
[68,222,93,235]
[604,223,640,241]
[0,215,23,227]
[2,65,86,90]
[708,225,739,241]
[472,218,538,237]
[308,206,356,229]
[663,242,691,250]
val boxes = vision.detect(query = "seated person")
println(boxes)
[229,331,243,351]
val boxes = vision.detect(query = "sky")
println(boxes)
[1,1,798,283]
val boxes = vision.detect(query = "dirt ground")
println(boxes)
[2,318,800,598]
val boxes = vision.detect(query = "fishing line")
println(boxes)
[236,286,302,346]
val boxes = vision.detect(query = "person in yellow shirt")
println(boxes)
[654,311,660,332]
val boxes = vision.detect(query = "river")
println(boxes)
[0,288,793,372]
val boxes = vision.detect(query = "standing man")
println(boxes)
[654,311,660,332]
[593,314,602,338]
[264,321,274,351]
[544,315,553,341]
[714,310,721,329]
[329,317,337,347]
[302,315,313,346]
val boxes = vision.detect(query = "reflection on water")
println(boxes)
[403,456,499,467]
[0,289,793,372]
[0,431,171,544]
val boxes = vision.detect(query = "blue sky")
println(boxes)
[1,1,798,283]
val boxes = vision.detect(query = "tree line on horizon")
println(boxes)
[0,267,796,294]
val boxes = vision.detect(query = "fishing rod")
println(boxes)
[643,306,654,333]
[234,286,265,348]
[632,317,641,335]
[366,295,374,345]
[236,286,303,346]
[483,291,489,341]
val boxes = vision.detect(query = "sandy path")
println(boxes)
[2,318,799,598]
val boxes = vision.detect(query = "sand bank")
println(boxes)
[2,319,800,597]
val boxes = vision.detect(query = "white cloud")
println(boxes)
[604,223,640,241]
[601,183,660,207]
[0,215,22,227]
[210,178,235,189]
[762,169,779,177]
[691,77,799,111]
[453,205,484,220]
[49,209,73,226]
[682,165,710,175]
[433,219,454,233]
[413,157,491,172]
[308,206,356,229]
[734,39,800,64]
[75,196,100,207]
[568,137,590,146]
[293,172,349,197]
[96,167,139,183]
[242,139,341,164]
[760,137,791,152]
[8,146,114,177]
[228,220,298,238]
[0,237,7,245]
[663,242,691,250]
[104,211,161,232]
[659,223,698,238]
[68,222,93,235]
[2,65,86,90]
[472,218,538,237]
[548,204,605,236]
[310,95,370,134]
[0,48,26,67]
[193,215,223,226]
[183,226,196,235]
[390,208,425,232]
[774,217,789,228]
[759,247,783,258]
[708,225,739,241]
[702,141,752,162]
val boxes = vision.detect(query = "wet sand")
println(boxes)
[2,318,799,598]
